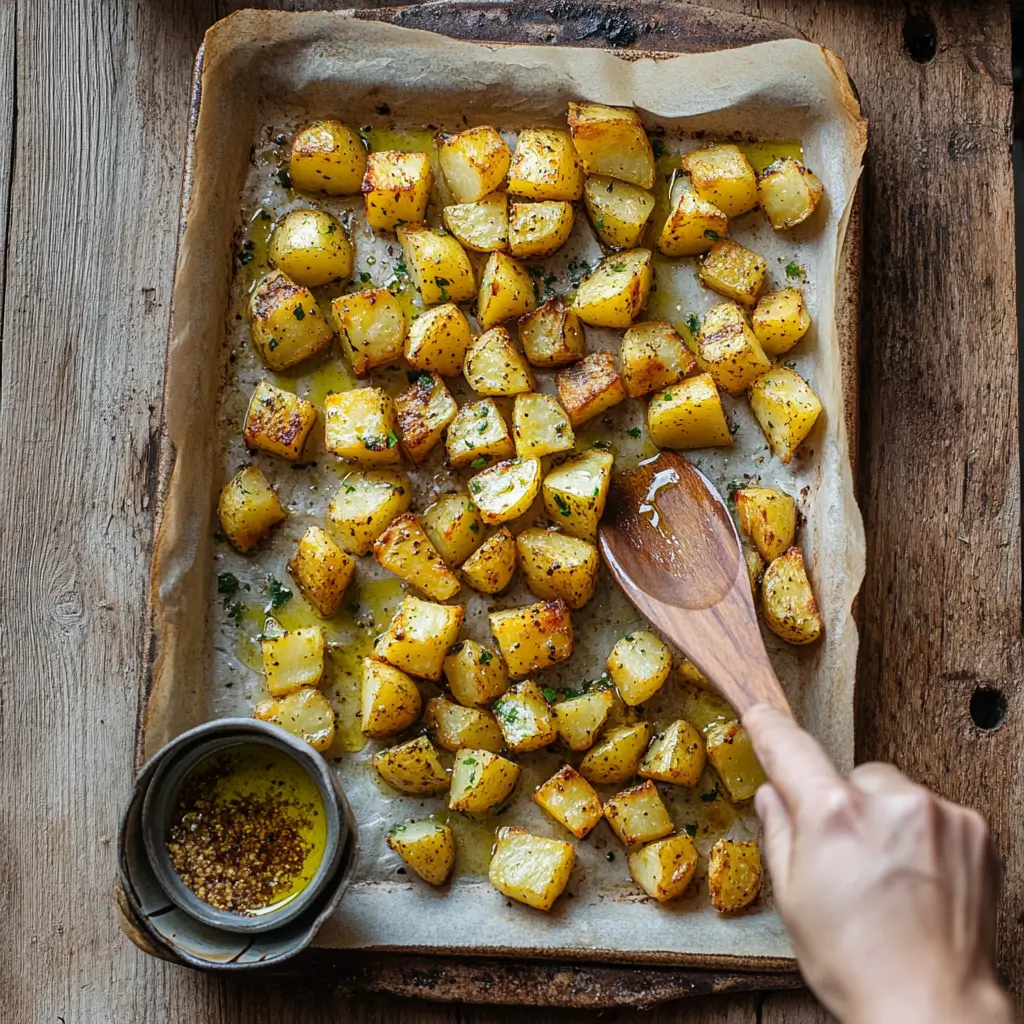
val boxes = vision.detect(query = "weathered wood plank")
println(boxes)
[0,0,16,351]
[761,991,836,1024]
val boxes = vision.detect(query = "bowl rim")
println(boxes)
[140,718,344,934]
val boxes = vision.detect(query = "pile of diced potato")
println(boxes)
[218,103,832,916]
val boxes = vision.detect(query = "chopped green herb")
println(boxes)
[228,601,246,626]
[785,261,806,281]
[359,271,372,284]
[628,427,642,439]
[479,650,493,665]
[683,822,699,838]
[553,493,571,517]
[561,687,583,700]
[469,521,479,533]
[470,456,488,469]
[567,258,593,286]
[703,229,720,241]
[651,138,666,159]
[344,483,356,493]
[277,167,292,189]
[217,572,240,596]
[592,487,600,497]
[541,687,558,703]
[609,261,626,272]
[387,823,407,836]
[386,430,399,448]
[292,306,306,321]
[685,312,701,336]
[462,757,478,767]
[595,216,605,229]
[264,577,292,611]
[470,481,482,494]
[394,257,408,276]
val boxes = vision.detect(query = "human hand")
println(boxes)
[743,703,1012,1024]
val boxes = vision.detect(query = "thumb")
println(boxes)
[755,782,793,905]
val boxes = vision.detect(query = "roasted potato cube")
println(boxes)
[373,736,449,795]
[289,120,367,196]
[324,387,402,465]
[361,657,423,739]
[709,839,763,912]
[422,493,484,566]
[460,528,517,594]
[333,288,407,377]
[568,103,654,188]
[362,150,433,231]
[477,251,538,329]
[762,546,824,644]
[249,271,333,372]
[751,288,811,356]
[268,209,353,287]
[604,780,674,846]
[640,719,705,787]
[468,456,542,525]
[603,686,641,730]
[705,720,766,802]
[628,832,699,902]
[552,689,614,751]
[443,191,509,252]
[518,296,586,368]
[488,827,575,911]
[512,393,574,458]
[508,200,574,258]
[373,513,461,601]
[677,659,710,688]
[647,373,732,450]
[443,639,510,707]
[489,599,573,678]
[463,327,535,396]
[516,528,599,609]
[534,765,603,838]
[437,126,512,204]
[398,225,475,305]
[327,468,410,555]
[446,398,515,470]
[243,381,317,462]
[579,722,651,785]
[749,366,823,464]
[449,749,520,815]
[584,175,656,249]
[262,626,325,697]
[681,144,757,218]
[218,466,286,553]
[542,448,613,540]
[287,525,355,617]
[735,487,797,563]
[374,596,464,680]
[555,350,627,428]
[607,629,672,706]
[405,303,473,377]
[254,687,335,752]
[571,249,653,328]
[656,175,729,257]
[386,820,455,886]
[394,373,457,464]
[699,240,767,308]
[492,679,557,753]
[744,539,766,599]
[425,696,504,753]
[757,157,824,230]
[508,128,583,201]
[697,301,771,395]
[620,321,698,398]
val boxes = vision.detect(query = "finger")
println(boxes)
[849,761,919,795]
[754,782,793,905]
[743,703,843,813]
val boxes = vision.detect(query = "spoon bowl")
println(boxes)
[599,451,792,717]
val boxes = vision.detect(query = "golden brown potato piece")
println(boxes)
[489,599,573,678]
[555,350,627,428]
[646,373,732,450]
[394,372,458,464]
[250,270,334,372]
[762,546,824,644]
[698,240,767,308]
[289,120,367,196]
[268,209,353,287]
[696,301,771,396]
[680,143,757,218]
[362,150,433,230]
[708,838,763,912]
[437,126,512,203]
[488,827,575,911]
[508,128,584,201]
[460,528,517,594]
[287,525,355,617]
[568,103,655,188]
[757,158,824,230]
[518,296,587,367]
[620,321,698,398]
[243,380,317,462]
[628,832,699,902]
[218,466,286,553]
[735,487,798,563]
[386,820,456,886]
[534,765,603,838]
[751,288,812,356]
[748,366,823,464]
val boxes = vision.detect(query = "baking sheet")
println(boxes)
[144,10,866,967]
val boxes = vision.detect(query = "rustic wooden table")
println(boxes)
[1,1,1019,1021]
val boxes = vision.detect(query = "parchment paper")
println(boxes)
[145,10,866,967]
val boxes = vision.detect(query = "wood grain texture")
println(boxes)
[0,0,1017,1022]
[600,451,792,715]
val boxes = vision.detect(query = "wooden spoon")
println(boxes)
[598,450,792,717]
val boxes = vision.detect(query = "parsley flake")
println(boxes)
[217,572,240,596]
[628,427,642,439]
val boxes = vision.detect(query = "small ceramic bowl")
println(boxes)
[142,721,343,933]
[117,718,357,968]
